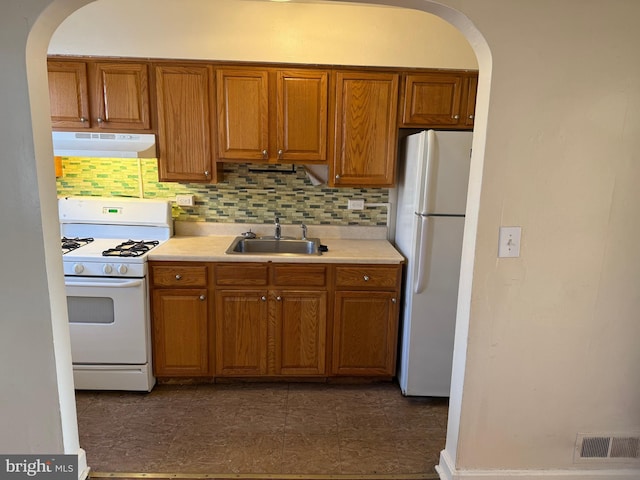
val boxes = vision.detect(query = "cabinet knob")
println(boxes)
[468,114,475,119]
[261,296,267,302]
[335,175,341,180]
[96,117,104,123]
[199,295,206,301]
[392,298,397,304]
[363,275,370,282]
[175,274,182,280]
[79,117,87,123]
[276,296,282,301]
[277,149,283,159]
[453,114,460,120]
[262,150,268,159]
[204,170,210,177]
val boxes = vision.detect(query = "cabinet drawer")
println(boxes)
[151,265,208,287]
[272,264,327,287]
[215,263,269,286]
[335,265,400,289]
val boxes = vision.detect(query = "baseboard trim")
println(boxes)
[436,449,640,480]
[77,448,89,480]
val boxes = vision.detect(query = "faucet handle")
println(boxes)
[301,224,308,239]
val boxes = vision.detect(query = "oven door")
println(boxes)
[65,276,149,365]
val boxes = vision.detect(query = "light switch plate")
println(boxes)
[348,199,365,210]
[176,194,195,207]
[498,226,521,257]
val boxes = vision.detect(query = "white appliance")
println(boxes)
[52,131,157,158]
[393,130,472,397]
[59,196,173,391]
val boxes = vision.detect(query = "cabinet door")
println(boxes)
[47,60,90,129]
[400,72,465,127]
[152,289,210,376]
[92,62,151,130]
[332,71,399,187]
[216,68,269,161]
[464,73,478,128]
[215,289,268,376]
[155,64,217,182]
[273,290,327,375]
[276,70,328,163]
[332,291,399,376]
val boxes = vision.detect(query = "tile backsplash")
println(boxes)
[56,158,389,226]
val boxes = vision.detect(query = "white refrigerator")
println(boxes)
[393,129,472,397]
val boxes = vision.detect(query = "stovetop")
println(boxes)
[62,238,161,261]
[61,238,165,278]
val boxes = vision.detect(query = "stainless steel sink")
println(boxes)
[225,236,322,255]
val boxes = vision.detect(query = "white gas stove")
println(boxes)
[58,196,173,392]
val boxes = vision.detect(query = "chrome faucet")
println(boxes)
[301,224,308,240]
[274,217,281,240]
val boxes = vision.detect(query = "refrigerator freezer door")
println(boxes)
[424,131,472,215]
[394,131,425,257]
[399,216,465,396]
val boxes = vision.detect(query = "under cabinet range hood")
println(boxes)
[52,131,157,158]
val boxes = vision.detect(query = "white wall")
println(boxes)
[437,0,640,477]
[48,0,478,69]
[0,2,89,474]
[2,1,639,479]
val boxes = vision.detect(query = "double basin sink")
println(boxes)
[225,235,323,256]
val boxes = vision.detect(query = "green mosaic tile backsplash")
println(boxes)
[56,158,389,226]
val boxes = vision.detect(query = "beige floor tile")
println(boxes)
[395,434,446,474]
[285,407,339,434]
[78,382,446,475]
[221,434,284,474]
[174,405,242,436]
[282,433,342,474]
[234,405,287,434]
[338,435,401,474]
[166,434,242,473]
[336,407,396,437]
[192,383,289,408]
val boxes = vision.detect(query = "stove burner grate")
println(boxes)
[102,239,160,257]
[62,237,94,254]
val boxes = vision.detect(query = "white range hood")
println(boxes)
[52,131,157,158]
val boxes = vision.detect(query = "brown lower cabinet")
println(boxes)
[215,289,269,376]
[332,265,401,376]
[150,264,212,376]
[332,291,398,376]
[149,261,401,379]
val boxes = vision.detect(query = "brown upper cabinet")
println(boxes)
[154,63,220,183]
[399,71,477,129]
[48,55,477,188]
[216,67,329,164]
[331,70,399,187]
[48,59,151,131]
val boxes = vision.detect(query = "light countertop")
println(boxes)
[149,235,404,264]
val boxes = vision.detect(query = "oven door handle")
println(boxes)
[65,279,144,288]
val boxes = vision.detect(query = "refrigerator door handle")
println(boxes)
[414,215,431,294]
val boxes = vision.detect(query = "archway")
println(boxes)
[9,0,491,476]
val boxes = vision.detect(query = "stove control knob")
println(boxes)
[103,264,113,274]
[73,263,84,274]
[117,264,128,275]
